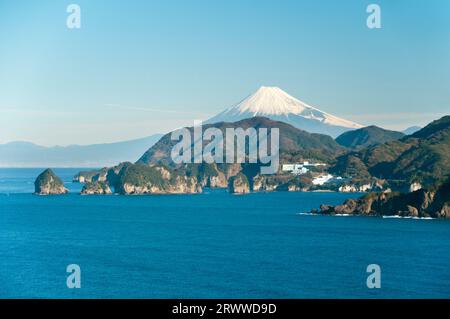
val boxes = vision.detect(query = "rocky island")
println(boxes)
[308,180,450,218]
[34,169,68,195]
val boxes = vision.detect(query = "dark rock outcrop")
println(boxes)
[34,169,68,195]
[81,181,112,195]
[309,180,450,218]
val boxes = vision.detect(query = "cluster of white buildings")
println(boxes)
[312,174,344,186]
[281,161,326,175]
[282,162,349,187]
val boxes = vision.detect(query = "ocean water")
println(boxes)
[0,168,449,298]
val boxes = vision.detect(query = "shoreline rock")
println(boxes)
[308,180,450,218]
[81,181,112,195]
[115,163,202,195]
[228,173,250,194]
[34,169,68,195]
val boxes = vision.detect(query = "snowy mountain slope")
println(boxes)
[206,86,362,137]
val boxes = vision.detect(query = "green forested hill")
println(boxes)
[331,116,450,184]
[138,117,346,166]
[335,125,405,149]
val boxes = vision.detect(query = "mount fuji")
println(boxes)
[206,86,363,137]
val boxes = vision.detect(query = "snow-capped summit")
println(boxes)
[206,86,363,137]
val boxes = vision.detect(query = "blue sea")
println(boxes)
[0,168,449,298]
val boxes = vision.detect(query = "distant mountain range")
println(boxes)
[206,86,363,137]
[0,134,163,167]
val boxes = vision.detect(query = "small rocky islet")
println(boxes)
[34,168,68,195]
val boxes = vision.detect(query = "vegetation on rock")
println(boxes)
[81,181,112,195]
[34,169,68,195]
[331,116,450,186]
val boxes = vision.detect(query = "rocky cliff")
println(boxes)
[81,181,112,195]
[106,163,202,195]
[309,180,450,218]
[34,169,68,195]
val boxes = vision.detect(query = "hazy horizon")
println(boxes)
[0,112,444,148]
[1,0,449,146]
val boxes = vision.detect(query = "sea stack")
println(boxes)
[34,169,69,195]
[228,173,250,194]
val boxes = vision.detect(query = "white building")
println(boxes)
[282,162,326,175]
[282,164,309,175]
[312,174,343,186]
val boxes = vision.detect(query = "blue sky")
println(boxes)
[0,0,449,146]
